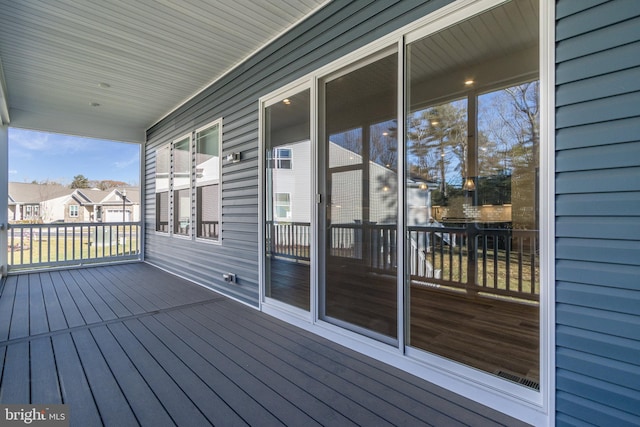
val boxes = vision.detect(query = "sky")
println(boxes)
[8,128,141,186]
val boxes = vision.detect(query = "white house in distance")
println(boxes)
[270,141,431,227]
[8,182,140,223]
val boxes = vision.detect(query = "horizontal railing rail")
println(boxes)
[8,222,141,271]
[267,221,539,301]
[266,221,310,261]
[408,225,539,301]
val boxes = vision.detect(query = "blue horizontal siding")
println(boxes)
[556,67,640,107]
[556,166,640,194]
[557,370,640,416]
[556,240,640,266]
[557,325,640,366]
[557,304,640,341]
[556,217,640,240]
[556,261,640,290]
[556,91,640,128]
[556,14,640,62]
[555,0,640,41]
[555,116,640,150]
[557,281,640,315]
[555,0,608,20]
[556,41,640,85]
[556,192,640,217]
[556,1,640,423]
[557,348,640,397]
[556,141,640,172]
[556,390,640,427]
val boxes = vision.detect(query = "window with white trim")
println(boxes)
[155,145,170,233]
[268,148,292,169]
[195,120,221,240]
[69,205,79,218]
[274,193,291,220]
[172,136,191,236]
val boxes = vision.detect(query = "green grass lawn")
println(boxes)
[9,236,139,266]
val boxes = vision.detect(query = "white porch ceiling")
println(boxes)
[0,0,328,143]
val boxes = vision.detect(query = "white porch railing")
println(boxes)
[7,222,141,271]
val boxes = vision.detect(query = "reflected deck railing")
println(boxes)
[8,222,141,271]
[267,221,539,301]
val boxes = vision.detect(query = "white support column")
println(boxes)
[0,124,8,276]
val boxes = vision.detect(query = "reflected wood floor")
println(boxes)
[0,263,530,426]
[270,257,539,386]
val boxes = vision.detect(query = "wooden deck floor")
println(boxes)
[0,263,530,426]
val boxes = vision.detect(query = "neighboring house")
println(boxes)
[63,188,140,223]
[8,183,140,223]
[7,182,73,222]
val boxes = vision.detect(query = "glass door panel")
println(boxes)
[264,89,311,311]
[321,50,398,342]
[406,0,540,388]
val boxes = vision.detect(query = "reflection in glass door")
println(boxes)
[264,89,311,311]
[320,50,399,342]
[405,0,540,388]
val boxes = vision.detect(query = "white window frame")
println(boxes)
[259,79,316,321]
[258,1,554,425]
[270,147,293,169]
[171,134,192,239]
[154,144,171,234]
[273,192,292,221]
[194,118,223,244]
[69,204,79,218]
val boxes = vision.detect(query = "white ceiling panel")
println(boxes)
[0,0,328,142]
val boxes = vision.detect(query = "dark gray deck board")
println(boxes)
[115,263,212,304]
[59,270,102,325]
[40,272,69,332]
[0,264,530,427]
[66,270,117,322]
[30,337,61,404]
[165,312,330,426]
[0,341,29,403]
[51,334,102,426]
[9,275,29,340]
[76,268,132,318]
[108,264,182,307]
[189,307,444,426]
[136,315,259,427]
[151,311,316,427]
[82,267,146,315]
[214,299,515,427]
[97,266,167,312]
[50,271,85,328]
[164,309,356,427]
[0,276,17,341]
[105,322,210,427]
[90,325,175,427]
[122,319,249,426]
[72,329,139,426]
[28,274,49,336]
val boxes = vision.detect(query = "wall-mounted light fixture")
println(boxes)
[225,152,241,163]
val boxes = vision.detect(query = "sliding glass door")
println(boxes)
[262,0,542,393]
[319,49,399,342]
[405,0,540,387]
[264,89,311,311]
